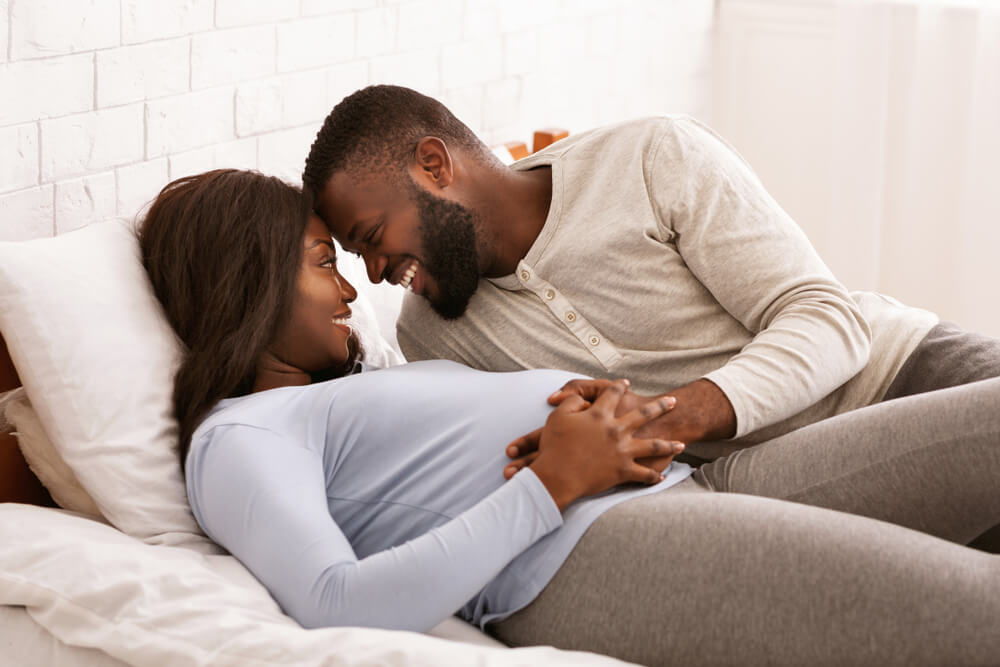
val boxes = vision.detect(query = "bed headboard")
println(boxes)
[0,331,55,506]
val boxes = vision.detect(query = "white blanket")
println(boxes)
[0,504,633,667]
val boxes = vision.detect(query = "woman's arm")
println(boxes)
[189,424,562,632]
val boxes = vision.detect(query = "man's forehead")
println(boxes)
[335,167,397,189]
[316,174,378,235]
[323,170,410,210]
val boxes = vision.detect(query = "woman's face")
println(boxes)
[268,214,359,375]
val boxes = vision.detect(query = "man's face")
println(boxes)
[316,170,481,320]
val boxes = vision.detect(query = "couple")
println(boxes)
[138,85,1000,666]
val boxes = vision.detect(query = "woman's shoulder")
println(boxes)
[188,382,332,458]
[197,385,305,432]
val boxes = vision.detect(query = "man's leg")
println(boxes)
[695,377,1000,545]
[880,320,1000,550]
[491,486,1000,667]
[883,320,1000,399]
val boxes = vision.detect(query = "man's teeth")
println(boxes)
[400,261,418,290]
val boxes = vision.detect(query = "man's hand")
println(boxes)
[504,379,683,480]
[549,377,736,442]
[503,376,736,479]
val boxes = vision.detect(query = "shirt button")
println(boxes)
[519,269,531,281]
[544,289,555,300]
[589,335,600,346]
[565,311,577,323]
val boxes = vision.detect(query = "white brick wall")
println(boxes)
[1,0,715,241]
[96,39,191,107]
[0,186,55,240]
[0,54,93,126]
[121,0,214,44]
[191,25,277,89]
[11,0,120,59]
[277,16,355,72]
[215,0,299,28]
[55,172,117,233]
[41,105,144,181]
[116,158,168,218]
[1,1,9,63]
[167,138,257,181]
[0,123,39,193]
[146,87,236,156]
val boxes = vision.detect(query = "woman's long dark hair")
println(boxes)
[138,169,310,464]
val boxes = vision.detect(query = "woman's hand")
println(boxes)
[550,377,736,444]
[504,379,680,480]
[525,380,684,511]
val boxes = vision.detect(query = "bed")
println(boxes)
[0,129,639,666]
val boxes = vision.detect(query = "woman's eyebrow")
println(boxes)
[307,239,336,250]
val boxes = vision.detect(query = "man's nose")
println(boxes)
[364,251,387,284]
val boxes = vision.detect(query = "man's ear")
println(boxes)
[413,137,453,189]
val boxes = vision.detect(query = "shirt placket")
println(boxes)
[515,260,622,369]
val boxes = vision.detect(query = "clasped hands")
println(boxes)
[504,379,685,511]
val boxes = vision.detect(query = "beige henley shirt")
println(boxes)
[397,116,937,455]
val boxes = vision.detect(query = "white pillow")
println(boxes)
[4,389,104,521]
[0,221,207,548]
[0,220,404,547]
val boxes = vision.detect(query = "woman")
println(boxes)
[140,169,1000,667]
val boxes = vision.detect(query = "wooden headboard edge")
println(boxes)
[0,331,21,394]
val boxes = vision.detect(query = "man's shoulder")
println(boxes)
[585,115,704,143]
[516,115,706,171]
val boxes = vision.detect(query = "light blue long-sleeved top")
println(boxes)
[186,360,693,631]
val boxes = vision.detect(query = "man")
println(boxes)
[304,85,1000,466]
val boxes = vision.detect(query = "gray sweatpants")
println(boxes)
[492,324,1000,666]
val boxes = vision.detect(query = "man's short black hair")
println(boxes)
[303,85,488,197]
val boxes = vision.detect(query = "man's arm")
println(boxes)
[650,117,871,438]
[632,378,735,442]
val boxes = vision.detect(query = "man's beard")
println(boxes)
[408,183,481,320]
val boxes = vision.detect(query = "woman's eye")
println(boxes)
[321,256,337,268]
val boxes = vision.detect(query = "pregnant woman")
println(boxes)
[139,168,1000,667]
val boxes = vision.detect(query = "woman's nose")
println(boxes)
[339,274,358,303]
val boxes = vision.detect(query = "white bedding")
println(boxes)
[1,605,130,667]
[0,504,633,667]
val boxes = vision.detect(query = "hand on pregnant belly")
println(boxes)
[504,379,683,480]
[522,380,685,511]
